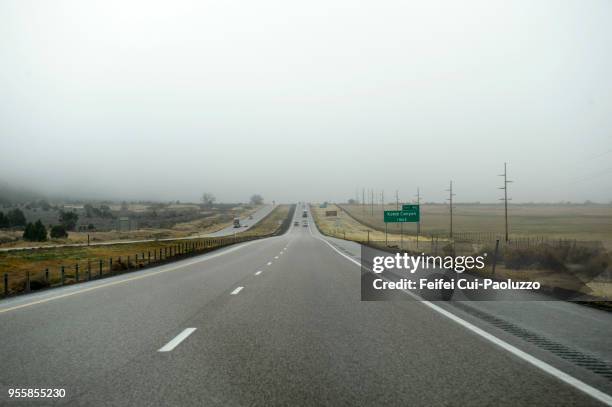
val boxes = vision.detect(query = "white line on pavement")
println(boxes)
[0,239,269,315]
[231,286,244,295]
[274,256,279,259]
[313,229,612,407]
[255,271,262,276]
[158,328,197,352]
[267,262,272,265]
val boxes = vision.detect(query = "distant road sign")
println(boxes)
[400,204,420,222]
[384,209,419,223]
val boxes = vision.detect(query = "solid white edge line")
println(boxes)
[267,262,272,266]
[231,286,244,295]
[0,238,271,314]
[255,271,262,276]
[311,224,612,407]
[158,328,197,352]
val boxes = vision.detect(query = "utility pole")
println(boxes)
[381,190,384,211]
[499,162,513,242]
[446,181,455,239]
[415,187,420,247]
[362,188,365,213]
[398,190,403,249]
[370,189,374,216]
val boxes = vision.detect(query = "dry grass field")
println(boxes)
[0,205,292,296]
[313,203,611,300]
[341,203,612,248]
[241,205,291,237]
[0,205,258,249]
[310,204,426,246]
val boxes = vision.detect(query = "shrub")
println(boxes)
[582,252,610,278]
[23,220,47,241]
[537,248,567,272]
[59,210,79,231]
[504,248,537,270]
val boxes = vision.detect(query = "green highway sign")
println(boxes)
[384,209,419,223]
[401,204,420,222]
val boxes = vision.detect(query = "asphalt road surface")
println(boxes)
[205,204,275,237]
[0,205,610,406]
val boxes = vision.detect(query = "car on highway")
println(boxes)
[233,218,241,228]
[302,221,308,227]
[294,221,299,226]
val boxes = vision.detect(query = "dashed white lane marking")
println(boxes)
[267,262,272,266]
[274,256,279,259]
[0,238,268,315]
[313,227,612,407]
[255,271,262,276]
[230,286,244,295]
[158,328,197,352]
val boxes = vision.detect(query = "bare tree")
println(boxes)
[250,194,264,205]
[201,192,216,207]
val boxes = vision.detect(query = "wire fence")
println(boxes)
[323,228,611,296]
[2,204,297,298]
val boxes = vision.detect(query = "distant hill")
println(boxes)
[0,182,46,205]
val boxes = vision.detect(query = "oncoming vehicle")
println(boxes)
[294,221,299,226]
[233,218,241,228]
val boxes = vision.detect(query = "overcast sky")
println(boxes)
[1,0,610,203]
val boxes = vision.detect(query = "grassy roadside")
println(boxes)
[340,203,612,249]
[239,205,292,237]
[0,205,294,297]
[310,204,442,245]
[311,204,611,302]
[0,206,260,249]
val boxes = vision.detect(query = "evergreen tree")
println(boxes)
[7,208,26,227]
[34,220,47,241]
[23,222,35,241]
[23,220,47,241]
[0,211,8,228]
[50,225,68,239]
[59,210,79,231]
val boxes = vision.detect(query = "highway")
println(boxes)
[0,205,275,253]
[0,205,611,406]
[205,204,276,237]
